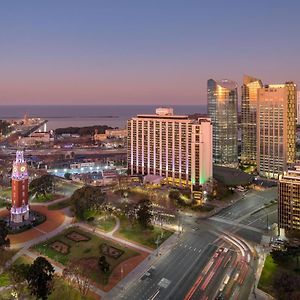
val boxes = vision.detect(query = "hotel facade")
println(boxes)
[127,108,213,198]
[257,82,297,179]
[207,79,238,168]
[241,75,263,165]
[279,166,300,231]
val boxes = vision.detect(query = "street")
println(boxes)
[110,187,277,300]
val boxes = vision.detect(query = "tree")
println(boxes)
[8,263,30,299]
[64,172,71,180]
[169,190,180,201]
[29,174,54,199]
[71,186,106,220]
[98,256,110,273]
[62,262,91,297]
[273,270,300,300]
[26,257,55,300]
[137,198,153,229]
[0,219,10,249]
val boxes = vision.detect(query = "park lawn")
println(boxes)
[117,216,173,249]
[0,199,9,208]
[14,255,33,265]
[0,188,11,199]
[48,198,72,210]
[49,276,94,300]
[258,255,277,295]
[0,272,9,287]
[33,227,139,285]
[31,193,63,203]
[93,215,116,233]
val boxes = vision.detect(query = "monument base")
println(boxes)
[10,205,30,223]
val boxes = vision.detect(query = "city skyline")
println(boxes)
[1,0,300,105]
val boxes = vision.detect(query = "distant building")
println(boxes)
[127,107,213,199]
[297,91,300,125]
[241,75,263,165]
[105,128,127,139]
[94,133,107,142]
[18,131,54,146]
[11,151,30,223]
[279,166,300,231]
[207,79,238,168]
[257,82,297,179]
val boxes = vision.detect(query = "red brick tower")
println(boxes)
[10,151,30,223]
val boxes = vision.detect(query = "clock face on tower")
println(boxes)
[12,163,28,179]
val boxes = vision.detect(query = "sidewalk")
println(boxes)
[105,233,178,300]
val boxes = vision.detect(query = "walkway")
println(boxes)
[78,220,152,254]
[209,216,264,233]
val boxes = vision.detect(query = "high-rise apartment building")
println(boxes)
[279,166,300,231]
[207,79,238,168]
[257,82,297,179]
[127,108,213,198]
[241,75,263,165]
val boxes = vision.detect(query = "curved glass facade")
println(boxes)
[207,79,238,168]
[241,75,263,165]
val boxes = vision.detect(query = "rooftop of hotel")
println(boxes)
[281,167,300,181]
[133,107,211,123]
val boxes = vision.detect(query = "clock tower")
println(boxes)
[10,151,30,223]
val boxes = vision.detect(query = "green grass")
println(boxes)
[0,188,11,199]
[92,215,116,232]
[258,255,277,294]
[48,277,94,300]
[33,227,139,285]
[0,273,9,287]
[117,216,173,248]
[0,263,93,299]
[48,198,72,210]
[31,193,63,203]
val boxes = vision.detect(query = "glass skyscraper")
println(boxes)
[207,79,238,168]
[257,82,297,179]
[241,75,263,165]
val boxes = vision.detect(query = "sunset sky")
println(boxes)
[1,0,300,105]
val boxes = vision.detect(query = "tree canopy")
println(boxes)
[137,198,153,229]
[29,174,54,199]
[70,186,106,220]
[26,257,55,300]
[0,219,10,249]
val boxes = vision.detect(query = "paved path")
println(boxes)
[209,216,264,233]
[78,221,152,254]
[7,208,73,264]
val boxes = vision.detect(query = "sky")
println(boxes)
[0,0,300,105]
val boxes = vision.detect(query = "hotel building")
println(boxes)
[279,166,300,231]
[127,108,213,198]
[207,79,238,168]
[241,75,263,165]
[257,82,297,179]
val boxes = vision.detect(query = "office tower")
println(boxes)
[297,91,300,125]
[127,107,213,199]
[279,166,300,231]
[207,79,238,168]
[10,151,30,223]
[241,75,263,165]
[257,82,297,179]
